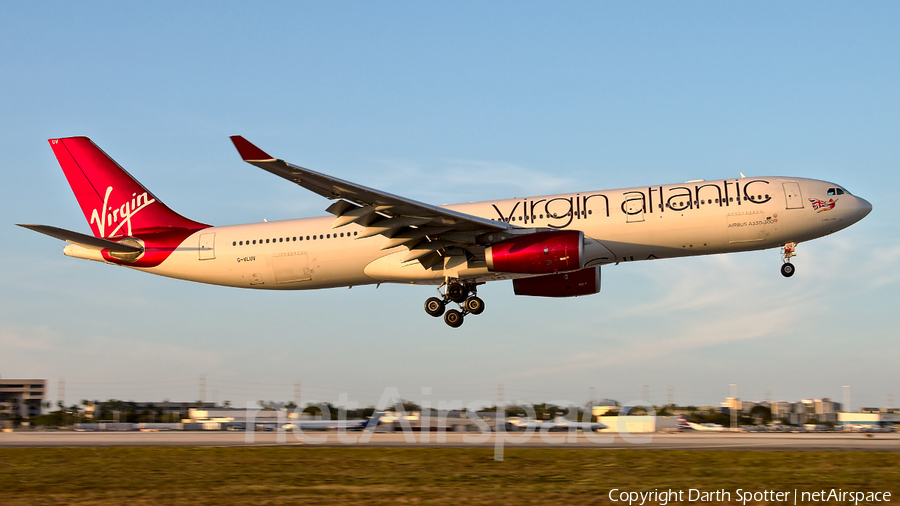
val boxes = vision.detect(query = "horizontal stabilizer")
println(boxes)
[17,224,143,253]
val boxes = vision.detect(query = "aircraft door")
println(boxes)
[783,182,804,209]
[199,233,215,260]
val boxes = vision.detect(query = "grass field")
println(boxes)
[1,447,898,505]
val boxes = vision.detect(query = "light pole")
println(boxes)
[730,384,738,431]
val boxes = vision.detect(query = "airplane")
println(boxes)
[18,136,872,328]
[283,412,384,431]
[508,416,608,432]
[677,416,728,432]
[766,422,794,432]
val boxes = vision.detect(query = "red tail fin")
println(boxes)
[49,137,208,238]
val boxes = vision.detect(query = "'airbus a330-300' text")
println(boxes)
[19,136,872,328]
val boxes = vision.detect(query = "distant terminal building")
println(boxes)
[83,401,216,420]
[839,411,900,430]
[0,377,46,418]
[722,397,842,425]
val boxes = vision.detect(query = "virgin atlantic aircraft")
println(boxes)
[19,136,872,328]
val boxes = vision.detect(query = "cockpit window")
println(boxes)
[828,187,851,196]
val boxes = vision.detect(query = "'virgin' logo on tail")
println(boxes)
[90,186,157,237]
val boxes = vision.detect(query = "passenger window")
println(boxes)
[312,236,316,240]
[266,239,269,243]
[354,232,358,236]
[232,241,236,246]
[320,235,323,239]
[306,236,310,240]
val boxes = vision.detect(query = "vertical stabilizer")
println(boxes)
[48,137,208,238]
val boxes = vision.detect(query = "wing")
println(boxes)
[230,136,514,269]
[17,224,143,253]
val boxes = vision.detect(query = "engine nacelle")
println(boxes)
[485,231,584,274]
[513,266,600,298]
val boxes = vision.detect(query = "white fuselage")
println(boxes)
[65,176,871,290]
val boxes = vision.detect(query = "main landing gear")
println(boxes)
[424,280,485,328]
[780,242,797,278]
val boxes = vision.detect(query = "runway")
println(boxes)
[2,430,898,451]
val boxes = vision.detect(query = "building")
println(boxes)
[801,398,841,424]
[83,401,216,420]
[590,401,620,417]
[0,378,46,418]
[723,397,842,426]
[838,412,900,430]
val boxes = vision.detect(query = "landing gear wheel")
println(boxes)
[424,297,446,317]
[781,263,795,278]
[464,296,485,315]
[447,283,468,303]
[444,309,464,328]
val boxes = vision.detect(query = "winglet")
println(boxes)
[230,136,274,161]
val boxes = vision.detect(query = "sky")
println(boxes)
[1,2,898,412]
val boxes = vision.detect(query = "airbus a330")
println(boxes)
[19,136,872,328]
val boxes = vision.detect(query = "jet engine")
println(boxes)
[485,230,584,274]
[513,266,600,297]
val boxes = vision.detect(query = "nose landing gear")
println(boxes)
[781,242,798,278]
[424,280,485,328]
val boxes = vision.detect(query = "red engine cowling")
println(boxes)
[485,231,584,274]
[513,266,600,298]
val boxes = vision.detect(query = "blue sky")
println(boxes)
[1,2,898,411]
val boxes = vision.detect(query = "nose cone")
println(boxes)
[857,197,872,219]
[855,196,873,222]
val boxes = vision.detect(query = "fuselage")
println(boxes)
[64,176,872,290]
